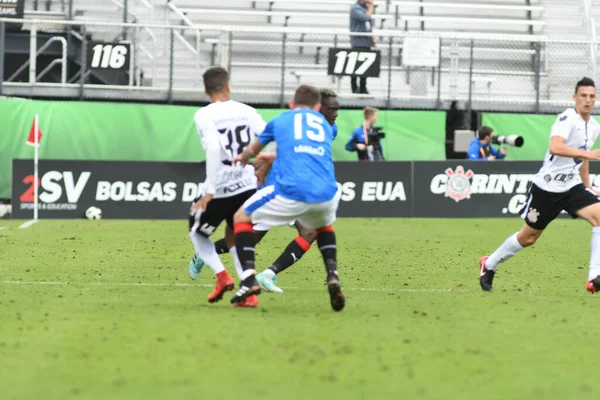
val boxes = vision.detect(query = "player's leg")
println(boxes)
[568,186,600,292]
[480,223,543,291]
[188,229,229,280]
[226,213,269,308]
[188,201,235,303]
[256,222,316,293]
[299,196,345,312]
[230,186,301,304]
[479,184,562,291]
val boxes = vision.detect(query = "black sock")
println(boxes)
[269,236,311,274]
[234,223,256,280]
[213,238,229,254]
[317,228,337,277]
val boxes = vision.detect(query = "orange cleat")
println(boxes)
[587,280,599,293]
[208,271,235,303]
[232,294,259,308]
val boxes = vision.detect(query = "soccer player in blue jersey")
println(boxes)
[253,89,340,293]
[188,89,340,295]
[230,85,345,311]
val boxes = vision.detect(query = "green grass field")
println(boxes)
[1,218,599,400]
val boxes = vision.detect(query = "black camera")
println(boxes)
[369,126,386,144]
[368,126,386,161]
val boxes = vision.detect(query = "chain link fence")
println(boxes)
[1,17,599,112]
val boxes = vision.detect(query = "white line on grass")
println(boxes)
[19,220,39,229]
[0,280,454,293]
[0,227,6,230]
[1,281,597,297]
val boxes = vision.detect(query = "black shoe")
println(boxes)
[360,88,369,95]
[479,256,495,292]
[327,275,345,312]
[230,276,261,304]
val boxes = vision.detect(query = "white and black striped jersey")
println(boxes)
[194,100,267,199]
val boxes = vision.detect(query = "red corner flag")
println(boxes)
[26,115,43,147]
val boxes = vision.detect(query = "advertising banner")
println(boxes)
[14,159,600,219]
[413,161,600,218]
[11,160,412,219]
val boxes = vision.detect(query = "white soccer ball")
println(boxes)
[85,206,102,220]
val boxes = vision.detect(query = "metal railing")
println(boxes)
[0,17,598,113]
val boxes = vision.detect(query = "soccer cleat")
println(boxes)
[479,256,495,292]
[586,276,600,293]
[256,271,284,293]
[207,271,235,303]
[327,274,345,312]
[230,276,262,304]
[188,253,205,280]
[232,294,259,308]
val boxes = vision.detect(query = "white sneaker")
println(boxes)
[256,270,283,293]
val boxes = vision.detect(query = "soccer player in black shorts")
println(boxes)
[188,89,341,294]
[479,77,600,292]
[188,67,266,306]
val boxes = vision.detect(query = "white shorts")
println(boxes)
[243,185,340,230]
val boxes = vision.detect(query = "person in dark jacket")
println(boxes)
[349,0,374,94]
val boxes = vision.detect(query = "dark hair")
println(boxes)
[294,84,321,107]
[478,126,493,140]
[576,77,595,94]
[320,88,337,104]
[203,67,229,95]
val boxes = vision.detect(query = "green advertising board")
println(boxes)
[0,98,446,199]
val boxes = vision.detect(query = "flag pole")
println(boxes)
[33,114,39,221]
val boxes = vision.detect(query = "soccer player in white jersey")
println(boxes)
[479,77,600,292]
[188,66,266,306]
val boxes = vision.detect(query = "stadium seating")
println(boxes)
[16,1,595,111]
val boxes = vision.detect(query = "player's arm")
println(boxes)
[193,116,221,212]
[234,120,274,166]
[237,138,265,165]
[549,115,600,160]
[254,143,277,186]
[549,136,600,159]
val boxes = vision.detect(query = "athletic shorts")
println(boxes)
[188,189,256,237]
[520,183,600,230]
[242,185,340,230]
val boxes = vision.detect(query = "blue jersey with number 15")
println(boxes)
[258,108,337,203]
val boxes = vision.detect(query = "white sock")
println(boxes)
[263,269,275,278]
[189,232,225,275]
[589,227,600,280]
[486,232,523,271]
[229,246,244,280]
[241,269,255,281]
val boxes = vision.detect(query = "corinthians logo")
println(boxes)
[443,166,474,202]
[430,165,536,215]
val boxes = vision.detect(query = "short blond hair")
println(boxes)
[364,107,378,119]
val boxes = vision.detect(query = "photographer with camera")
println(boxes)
[468,126,508,161]
[345,107,385,161]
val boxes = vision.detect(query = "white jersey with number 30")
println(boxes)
[532,108,600,193]
[194,100,267,199]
